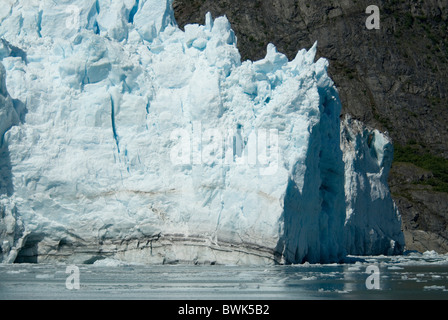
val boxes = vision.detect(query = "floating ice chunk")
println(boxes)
[423,285,446,291]
[423,250,439,257]
[93,258,131,267]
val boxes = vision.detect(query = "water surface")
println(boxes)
[1,252,447,300]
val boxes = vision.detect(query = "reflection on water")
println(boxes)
[0,252,447,300]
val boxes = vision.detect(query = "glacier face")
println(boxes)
[341,115,404,256]
[0,0,404,264]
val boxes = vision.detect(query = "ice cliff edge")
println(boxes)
[0,0,404,264]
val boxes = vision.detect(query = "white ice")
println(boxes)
[0,0,404,265]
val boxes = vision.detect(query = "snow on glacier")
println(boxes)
[0,0,404,264]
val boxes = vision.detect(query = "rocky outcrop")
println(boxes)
[389,163,448,253]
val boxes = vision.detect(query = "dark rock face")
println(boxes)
[173,0,448,253]
[389,163,448,253]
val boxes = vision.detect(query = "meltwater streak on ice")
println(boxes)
[0,0,403,265]
[0,253,448,300]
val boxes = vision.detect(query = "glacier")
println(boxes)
[0,0,404,265]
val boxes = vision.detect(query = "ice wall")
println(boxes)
[0,0,404,264]
[341,115,404,255]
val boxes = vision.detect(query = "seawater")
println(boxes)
[1,252,447,300]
